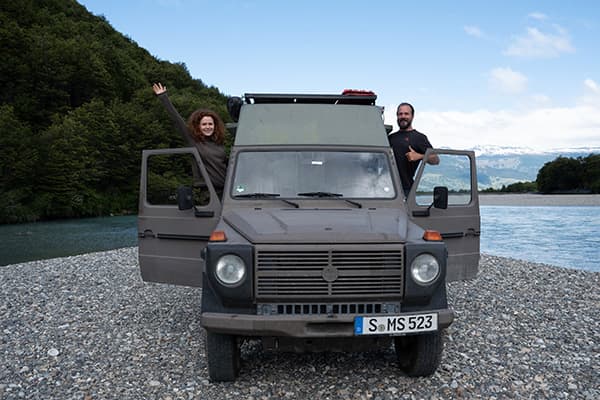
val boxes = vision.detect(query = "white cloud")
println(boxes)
[528,12,548,21]
[419,105,600,151]
[504,26,575,58]
[581,79,600,107]
[464,25,483,38]
[383,102,600,152]
[489,67,528,94]
[584,78,599,93]
[530,94,551,105]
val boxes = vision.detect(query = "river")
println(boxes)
[0,215,138,266]
[0,205,598,272]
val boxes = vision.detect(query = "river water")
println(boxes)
[0,206,598,272]
[0,216,138,266]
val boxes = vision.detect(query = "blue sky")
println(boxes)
[78,0,600,152]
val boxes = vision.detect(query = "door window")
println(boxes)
[146,153,211,207]
[415,154,473,206]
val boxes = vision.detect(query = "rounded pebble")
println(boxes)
[0,248,598,399]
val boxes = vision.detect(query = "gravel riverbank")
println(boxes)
[1,248,598,399]
[479,193,600,207]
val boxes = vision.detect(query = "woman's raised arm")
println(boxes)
[152,82,195,146]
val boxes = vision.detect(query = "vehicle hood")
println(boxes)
[222,208,424,244]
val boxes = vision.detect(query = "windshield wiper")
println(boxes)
[297,192,362,208]
[235,192,281,198]
[297,191,342,197]
[234,193,299,208]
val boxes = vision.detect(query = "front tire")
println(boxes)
[206,331,240,382]
[394,330,443,377]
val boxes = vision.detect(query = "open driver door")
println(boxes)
[138,147,221,287]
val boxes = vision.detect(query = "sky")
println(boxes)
[77,0,600,152]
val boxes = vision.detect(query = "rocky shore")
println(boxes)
[1,247,598,399]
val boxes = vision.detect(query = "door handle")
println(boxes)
[194,210,215,218]
[465,228,480,237]
[441,232,464,239]
[138,229,155,238]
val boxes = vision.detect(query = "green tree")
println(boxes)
[582,154,600,193]
[504,181,537,193]
[0,105,39,222]
[37,112,103,218]
[537,156,584,193]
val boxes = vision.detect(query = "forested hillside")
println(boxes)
[0,0,231,223]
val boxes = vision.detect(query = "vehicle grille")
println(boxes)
[257,302,402,316]
[255,246,403,300]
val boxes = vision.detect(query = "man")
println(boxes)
[388,103,439,196]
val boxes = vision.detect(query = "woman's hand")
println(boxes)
[152,82,167,95]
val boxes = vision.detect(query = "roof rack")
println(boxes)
[244,92,377,105]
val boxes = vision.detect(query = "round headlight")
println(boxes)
[215,254,246,286]
[410,253,440,285]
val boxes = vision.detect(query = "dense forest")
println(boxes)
[0,0,233,223]
[482,154,600,194]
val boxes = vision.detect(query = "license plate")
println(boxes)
[354,313,438,335]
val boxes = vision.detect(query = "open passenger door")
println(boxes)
[138,148,221,287]
[407,149,480,281]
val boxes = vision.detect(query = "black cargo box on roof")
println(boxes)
[244,93,377,105]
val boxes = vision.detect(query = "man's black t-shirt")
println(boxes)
[388,129,433,191]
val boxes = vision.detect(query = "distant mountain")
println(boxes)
[471,145,600,156]
[468,146,600,189]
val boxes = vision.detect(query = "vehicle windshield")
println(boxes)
[232,151,396,198]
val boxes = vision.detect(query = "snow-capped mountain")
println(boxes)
[470,145,600,156]
[466,146,599,189]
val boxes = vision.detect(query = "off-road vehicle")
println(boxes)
[137,91,480,381]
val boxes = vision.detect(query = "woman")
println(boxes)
[152,82,227,198]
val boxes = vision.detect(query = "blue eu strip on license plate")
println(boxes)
[354,317,364,334]
[354,313,438,335]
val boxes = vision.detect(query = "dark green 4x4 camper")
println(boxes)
[137,91,480,381]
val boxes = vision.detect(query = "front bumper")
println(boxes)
[201,308,454,337]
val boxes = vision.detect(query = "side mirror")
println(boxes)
[177,186,193,210]
[177,185,216,218]
[227,96,243,122]
[433,186,448,209]
[412,186,449,217]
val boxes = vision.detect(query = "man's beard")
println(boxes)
[397,118,411,130]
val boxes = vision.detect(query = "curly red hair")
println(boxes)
[187,109,226,145]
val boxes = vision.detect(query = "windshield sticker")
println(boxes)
[235,185,246,193]
[311,160,323,165]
